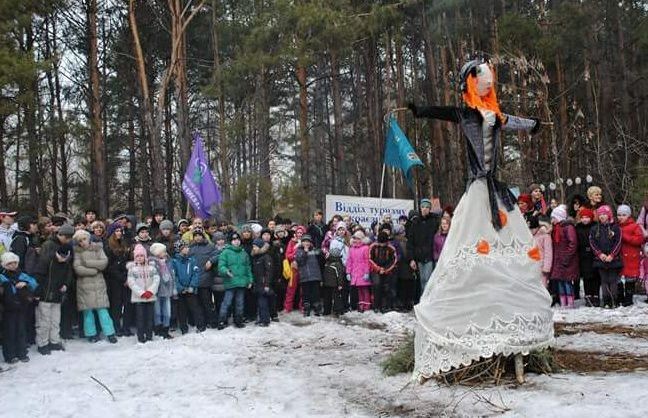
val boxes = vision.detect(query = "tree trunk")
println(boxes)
[128,99,137,215]
[164,92,174,217]
[52,15,69,214]
[44,16,60,213]
[23,24,41,214]
[329,48,344,194]
[422,6,443,199]
[0,117,8,206]
[296,63,310,200]
[211,0,230,219]
[128,0,166,210]
[170,0,191,182]
[555,52,569,179]
[87,0,108,217]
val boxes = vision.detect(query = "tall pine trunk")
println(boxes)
[87,0,108,217]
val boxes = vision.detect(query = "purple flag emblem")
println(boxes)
[182,134,222,218]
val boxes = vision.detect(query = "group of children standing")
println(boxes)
[520,185,648,308]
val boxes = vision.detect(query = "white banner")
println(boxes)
[325,194,414,229]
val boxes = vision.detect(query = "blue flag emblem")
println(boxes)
[384,115,423,187]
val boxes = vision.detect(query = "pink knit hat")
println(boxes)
[596,205,614,220]
[133,244,148,260]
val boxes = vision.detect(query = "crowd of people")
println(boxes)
[516,185,648,309]
[0,183,647,366]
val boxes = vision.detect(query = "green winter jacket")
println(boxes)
[218,244,253,290]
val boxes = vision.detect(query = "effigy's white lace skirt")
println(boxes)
[413,179,554,381]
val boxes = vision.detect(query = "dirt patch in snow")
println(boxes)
[555,322,648,339]
[555,349,648,372]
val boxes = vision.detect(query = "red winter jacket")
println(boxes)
[619,218,643,278]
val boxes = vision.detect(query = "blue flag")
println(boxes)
[384,115,423,187]
[182,134,222,219]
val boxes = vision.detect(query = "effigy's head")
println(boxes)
[459,60,503,120]
[460,60,495,98]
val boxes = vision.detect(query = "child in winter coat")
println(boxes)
[269,227,287,320]
[0,252,38,363]
[432,217,450,264]
[217,232,254,329]
[295,234,323,316]
[346,230,372,312]
[531,216,553,288]
[549,206,579,308]
[284,226,305,313]
[576,208,599,307]
[328,222,350,310]
[617,204,643,306]
[150,243,176,338]
[369,232,398,313]
[640,244,648,303]
[172,241,205,334]
[589,205,623,308]
[322,246,346,316]
[252,238,274,326]
[127,244,160,343]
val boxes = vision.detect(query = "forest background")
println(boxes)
[0,0,646,222]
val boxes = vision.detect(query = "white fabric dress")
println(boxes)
[413,110,554,380]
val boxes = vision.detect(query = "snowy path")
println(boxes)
[1,304,648,417]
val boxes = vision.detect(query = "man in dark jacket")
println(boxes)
[33,224,74,354]
[189,229,219,327]
[406,199,440,298]
[10,215,40,275]
[252,238,274,326]
[307,210,327,249]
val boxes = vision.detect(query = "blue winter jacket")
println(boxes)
[0,270,38,292]
[0,270,38,310]
[172,255,200,293]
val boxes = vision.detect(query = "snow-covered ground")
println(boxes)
[2,300,648,418]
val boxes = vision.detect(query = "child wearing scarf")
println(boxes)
[127,244,160,343]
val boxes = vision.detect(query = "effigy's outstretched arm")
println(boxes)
[503,114,541,134]
[408,103,460,123]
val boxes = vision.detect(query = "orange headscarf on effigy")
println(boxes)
[462,65,506,125]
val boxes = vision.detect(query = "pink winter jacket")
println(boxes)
[346,242,371,287]
[533,226,553,274]
[640,256,648,281]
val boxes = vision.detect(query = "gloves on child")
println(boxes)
[141,290,154,299]
[362,273,370,282]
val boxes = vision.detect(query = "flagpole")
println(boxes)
[379,162,387,215]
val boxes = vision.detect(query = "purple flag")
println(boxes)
[182,134,222,219]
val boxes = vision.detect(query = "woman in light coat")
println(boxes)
[73,230,117,343]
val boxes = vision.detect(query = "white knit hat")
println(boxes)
[551,205,568,222]
[617,204,632,217]
[1,251,20,268]
[149,243,168,258]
